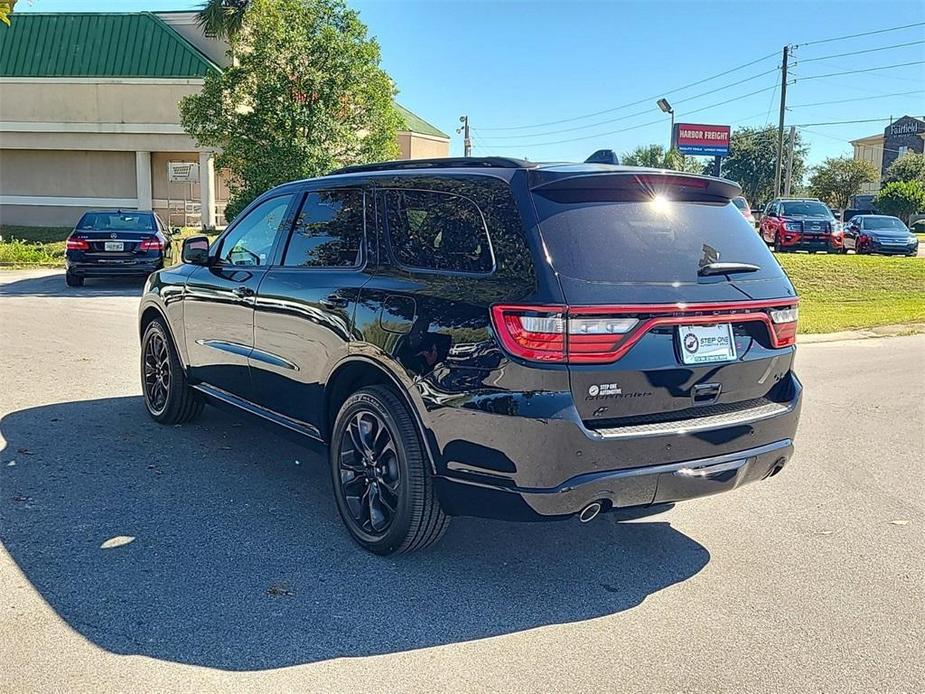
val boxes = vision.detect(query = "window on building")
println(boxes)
[385,189,493,274]
[283,190,364,268]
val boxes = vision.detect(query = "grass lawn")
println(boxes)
[777,253,925,333]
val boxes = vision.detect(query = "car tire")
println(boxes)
[330,385,449,555]
[773,236,785,253]
[140,319,204,425]
[65,271,83,287]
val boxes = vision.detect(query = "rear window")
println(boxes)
[732,197,748,211]
[532,191,783,284]
[862,217,907,231]
[77,212,156,231]
[780,201,832,218]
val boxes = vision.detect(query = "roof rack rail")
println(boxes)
[328,157,537,176]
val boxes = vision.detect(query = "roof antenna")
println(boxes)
[585,149,619,165]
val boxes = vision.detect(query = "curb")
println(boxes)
[798,323,925,344]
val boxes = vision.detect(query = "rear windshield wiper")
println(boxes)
[698,261,761,277]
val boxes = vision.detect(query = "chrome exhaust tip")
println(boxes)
[578,501,603,523]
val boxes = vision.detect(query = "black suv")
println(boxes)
[138,158,802,555]
[66,210,173,286]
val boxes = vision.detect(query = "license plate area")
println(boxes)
[104,241,124,251]
[678,323,737,365]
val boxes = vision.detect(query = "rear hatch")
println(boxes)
[528,169,798,427]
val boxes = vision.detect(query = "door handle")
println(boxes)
[232,285,255,298]
[320,294,349,309]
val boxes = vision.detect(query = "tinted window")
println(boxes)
[77,212,155,231]
[283,190,364,267]
[532,192,784,284]
[862,217,907,231]
[219,194,293,266]
[732,197,748,211]
[385,189,493,273]
[780,201,833,218]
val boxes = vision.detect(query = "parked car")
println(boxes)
[138,158,802,555]
[732,195,756,226]
[65,210,173,287]
[759,198,844,253]
[843,215,919,256]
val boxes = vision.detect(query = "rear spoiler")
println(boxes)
[529,168,742,202]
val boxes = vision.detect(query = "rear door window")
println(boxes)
[384,189,494,274]
[282,189,364,268]
[532,190,784,284]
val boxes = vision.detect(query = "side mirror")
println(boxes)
[182,235,211,265]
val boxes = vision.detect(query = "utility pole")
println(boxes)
[773,45,790,198]
[783,125,797,197]
[458,115,471,157]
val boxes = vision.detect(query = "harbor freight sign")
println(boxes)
[673,123,731,156]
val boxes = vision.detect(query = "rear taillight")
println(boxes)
[66,236,89,251]
[138,237,164,251]
[492,301,799,363]
[768,306,799,347]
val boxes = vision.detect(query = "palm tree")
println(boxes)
[197,0,250,40]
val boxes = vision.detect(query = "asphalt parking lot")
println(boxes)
[1,269,922,694]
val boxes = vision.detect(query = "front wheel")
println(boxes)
[141,319,203,424]
[330,385,449,555]
[774,236,784,253]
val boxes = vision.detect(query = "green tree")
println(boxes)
[0,1,18,27]
[181,0,401,220]
[874,180,925,222]
[197,0,251,40]
[719,126,808,205]
[809,156,879,210]
[884,152,925,184]
[621,144,702,173]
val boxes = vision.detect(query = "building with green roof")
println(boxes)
[0,11,449,227]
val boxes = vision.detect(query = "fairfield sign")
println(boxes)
[673,123,731,156]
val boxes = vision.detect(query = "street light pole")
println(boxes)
[657,98,675,151]
[457,115,471,157]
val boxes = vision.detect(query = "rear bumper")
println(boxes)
[428,373,802,521]
[435,439,793,520]
[66,259,162,276]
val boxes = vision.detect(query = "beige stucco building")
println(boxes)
[850,115,925,196]
[0,11,450,229]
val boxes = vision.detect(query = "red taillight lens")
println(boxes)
[66,236,89,251]
[492,301,799,363]
[768,306,799,347]
[138,237,164,251]
[491,305,566,362]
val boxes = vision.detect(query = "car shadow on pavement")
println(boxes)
[0,272,146,297]
[0,396,710,671]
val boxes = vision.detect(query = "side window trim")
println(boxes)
[381,187,497,277]
[277,186,367,271]
[211,192,299,268]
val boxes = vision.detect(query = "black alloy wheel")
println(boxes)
[140,319,204,424]
[338,410,401,535]
[330,385,449,555]
[143,330,171,416]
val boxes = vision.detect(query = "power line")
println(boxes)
[796,60,925,81]
[474,51,779,131]
[796,39,925,64]
[475,68,779,141]
[489,83,785,149]
[790,117,921,127]
[794,21,925,48]
[789,89,925,109]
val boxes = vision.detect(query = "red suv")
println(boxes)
[760,198,844,253]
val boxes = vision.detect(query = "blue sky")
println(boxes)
[17,0,925,166]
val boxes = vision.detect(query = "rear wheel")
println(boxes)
[330,385,449,555]
[65,271,83,287]
[141,319,203,424]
